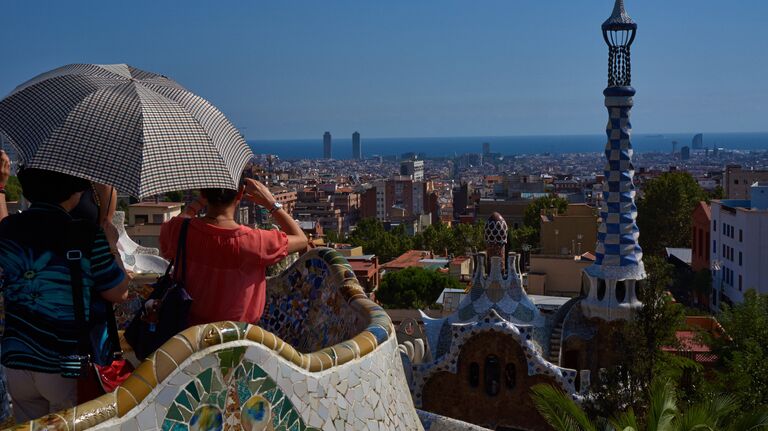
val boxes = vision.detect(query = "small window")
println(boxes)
[739,275,743,292]
[597,279,607,300]
[152,214,164,224]
[735,179,739,184]
[740,230,743,242]
[505,363,516,390]
[722,223,726,234]
[713,220,717,231]
[484,355,501,396]
[713,240,717,254]
[739,252,742,266]
[616,280,626,303]
[469,363,480,388]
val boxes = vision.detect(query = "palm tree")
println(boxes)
[531,380,768,431]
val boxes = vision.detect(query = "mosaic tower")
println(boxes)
[582,0,645,321]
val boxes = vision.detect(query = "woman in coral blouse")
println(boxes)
[159,178,307,325]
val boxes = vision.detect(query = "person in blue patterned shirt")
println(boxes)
[0,168,129,423]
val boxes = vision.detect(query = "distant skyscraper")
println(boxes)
[400,160,424,181]
[482,142,490,155]
[692,133,704,150]
[352,131,361,160]
[323,131,332,159]
[681,146,691,160]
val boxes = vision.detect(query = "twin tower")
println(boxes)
[322,131,362,160]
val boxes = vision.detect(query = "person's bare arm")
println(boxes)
[181,197,205,218]
[93,183,116,227]
[0,151,10,222]
[243,179,307,253]
[100,278,130,303]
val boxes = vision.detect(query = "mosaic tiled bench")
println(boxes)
[5,247,422,431]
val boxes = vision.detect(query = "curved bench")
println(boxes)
[5,248,422,431]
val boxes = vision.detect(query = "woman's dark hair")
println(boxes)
[18,168,90,204]
[200,188,239,206]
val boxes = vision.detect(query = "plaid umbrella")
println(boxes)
[0,64,252,198]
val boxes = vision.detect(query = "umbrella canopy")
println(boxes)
[0,63,253,198]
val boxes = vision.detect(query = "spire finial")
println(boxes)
[603,0,636,31]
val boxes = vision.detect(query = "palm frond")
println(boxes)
[609,408,640,431]
[707,394,739,421]
[531,384,597,431]
[675,404,717,431]
[729,410,768,431]
[645,380,678,431]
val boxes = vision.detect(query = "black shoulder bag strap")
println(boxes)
[173,219,191,284]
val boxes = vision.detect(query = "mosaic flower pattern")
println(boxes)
[162,347,317,431]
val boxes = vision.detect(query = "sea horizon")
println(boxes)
[248,131,768,160]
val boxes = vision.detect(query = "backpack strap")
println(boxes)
[63,220,98,359]
[65,219,124,360]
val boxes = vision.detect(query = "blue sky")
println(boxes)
[1,1,765,139]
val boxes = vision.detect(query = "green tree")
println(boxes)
[636,172,708,257]
[324,229,345,244]
[414,222,454,256]
[710,291,768,412]
[451,221,485,256]
[375,266,463,309]
[164,190,184,202]
[532,379,768,431]
[508,225,538,252]
[348,218,413,262]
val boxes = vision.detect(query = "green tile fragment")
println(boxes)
[199,368,213,391]
[178,404,193,422]
[166,404,184,422]
[259,379,276,394]
[217,391,227,409]
[287,410,300,428]
[248,377,264,394]
[177,391,193,411]
[218,346,246,373]
[250,364,267,379]
[186,381,200,402]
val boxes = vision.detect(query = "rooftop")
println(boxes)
[382,250,433,270]
[130,202,183,208]
[665,248,692,265]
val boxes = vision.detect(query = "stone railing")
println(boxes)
[6,248,422,431]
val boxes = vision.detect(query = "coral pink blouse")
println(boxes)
[159,217,288,326]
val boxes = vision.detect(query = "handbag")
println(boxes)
[62,220,134,399]
[124,218,193,361]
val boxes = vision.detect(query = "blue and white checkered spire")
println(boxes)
[586,87,645,281]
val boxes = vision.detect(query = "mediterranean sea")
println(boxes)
[248,132,768,160]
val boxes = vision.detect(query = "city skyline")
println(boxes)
[1,1,766,140]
